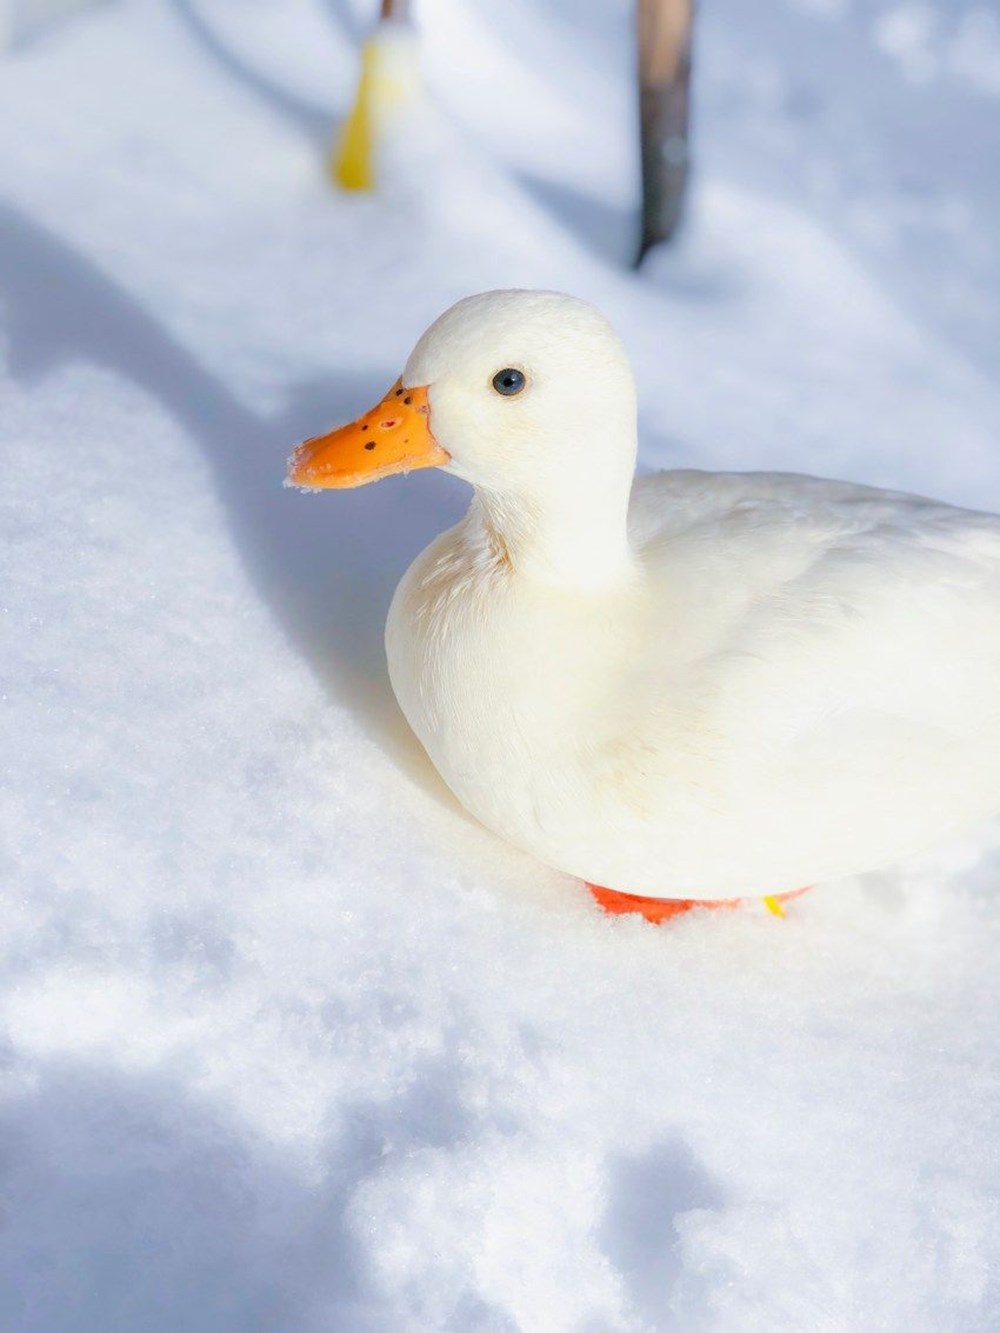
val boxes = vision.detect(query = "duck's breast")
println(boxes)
[385,519,650,847]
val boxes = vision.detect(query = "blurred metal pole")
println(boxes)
[636,0,694,265]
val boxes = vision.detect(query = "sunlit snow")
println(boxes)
[3,0,1000,1327]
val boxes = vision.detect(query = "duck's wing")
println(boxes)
[630,471,1000,684]
[621,469,1000,845]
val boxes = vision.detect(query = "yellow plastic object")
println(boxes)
[333,40,376,190]
[333,29,418,191]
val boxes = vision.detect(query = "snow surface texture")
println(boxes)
[3,0,1000,1328]
[0,0,106,50]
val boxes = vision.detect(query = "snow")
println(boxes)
[3,0,1000,1326]
[0,0,106,50]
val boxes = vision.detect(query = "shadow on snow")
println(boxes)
[0,199,468,793]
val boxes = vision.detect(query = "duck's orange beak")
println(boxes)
[287,379,449,489]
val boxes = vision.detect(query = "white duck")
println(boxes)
[289,290,1000,921]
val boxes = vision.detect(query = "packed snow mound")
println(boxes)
[3,0,1000,1328]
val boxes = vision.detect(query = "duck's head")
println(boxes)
[288,289,637,498]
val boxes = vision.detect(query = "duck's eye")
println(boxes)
[492,368,526,396]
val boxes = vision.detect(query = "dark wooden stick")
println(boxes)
[380,0,411,19]
[636,0,695,265]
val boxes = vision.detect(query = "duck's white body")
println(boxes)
[292,290,1000,900]
[388,469,1000,896]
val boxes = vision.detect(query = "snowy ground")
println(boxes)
[3,0,1000,1327]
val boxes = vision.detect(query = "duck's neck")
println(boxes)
[470,471,636,588]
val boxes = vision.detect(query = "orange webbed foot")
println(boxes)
[588,883,810,924]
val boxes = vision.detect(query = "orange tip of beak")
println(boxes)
[286,379,449,489]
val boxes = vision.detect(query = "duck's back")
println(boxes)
[606,470,1000,893]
